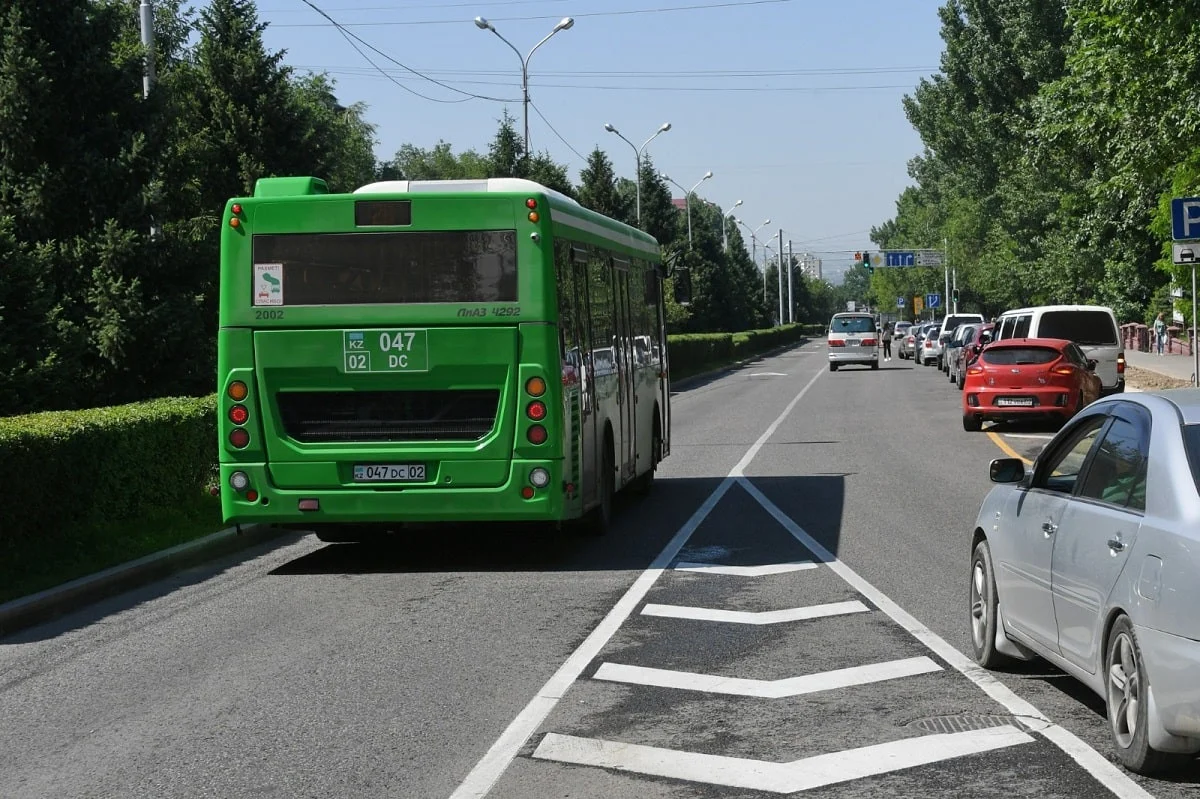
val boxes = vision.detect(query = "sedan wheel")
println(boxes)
[969,540,1014,669]
[1105,615,1190,774]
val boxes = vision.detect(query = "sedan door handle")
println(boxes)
[1042,520,1057,535]
[1107,538,1126,552]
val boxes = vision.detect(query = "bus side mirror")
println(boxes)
[673,268,692,306]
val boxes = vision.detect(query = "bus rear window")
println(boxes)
[252,230,517,305]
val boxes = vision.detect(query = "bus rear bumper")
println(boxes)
[220,460,568,524]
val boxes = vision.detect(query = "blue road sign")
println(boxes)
[1171,197,1200,240]
[897,296,906,308]
[885,251,915,267]
[926,293,941,309]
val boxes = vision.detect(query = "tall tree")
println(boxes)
[576,147,627,219]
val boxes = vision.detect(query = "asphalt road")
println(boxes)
[1,342,1197,798]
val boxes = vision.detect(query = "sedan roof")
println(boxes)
[1157,388,1200,425]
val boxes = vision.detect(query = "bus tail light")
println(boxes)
[228,381,248,401]
[526,400,546,421]
[526,198,537,209]
[229,405,249,425]
[229,428,250,448]
[230,471,250,492]
[530,468,550,488]
[527,425,547,445]
[525,376,546,396]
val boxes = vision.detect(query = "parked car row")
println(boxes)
[901,305,1126,433]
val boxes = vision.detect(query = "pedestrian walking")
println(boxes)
[882,324,893,361]
[1154,313,1166,355]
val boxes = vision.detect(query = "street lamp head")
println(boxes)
[735,199,743,208]
[703,171,713,180]
[660,173,671,181]
[604,123,618,133]
[659,122,672,133]
[555,16,574,31]
[763,218,771,225]
[473,16,493,30]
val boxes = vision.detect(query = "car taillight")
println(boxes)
[925,340,933,348]
[967,365,984,376]
[1117,354,1125,374]
[862,338,877,346]
[828,339,845,347]
[1051,365,1075,376]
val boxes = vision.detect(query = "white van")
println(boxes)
[827,312,879,371]
[993,304,1125,394]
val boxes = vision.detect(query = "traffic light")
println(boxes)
[865,253,874,274]
[952,288,960,305]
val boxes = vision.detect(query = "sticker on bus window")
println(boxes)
[254,263,283,306]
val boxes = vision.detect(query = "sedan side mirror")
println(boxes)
[989,457,1026,484]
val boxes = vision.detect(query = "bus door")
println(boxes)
[573,246,598,509]
[612,258,637,481]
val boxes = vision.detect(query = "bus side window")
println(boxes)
[588,250,614,379]
[556,240,581,386]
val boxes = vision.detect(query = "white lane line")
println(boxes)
[447,367,827,799]
[749,372,788,377]
[593,656,942,698]
[674,561,816,576]
[736,477,1154,799]
[641,600,869,625]
[533,726,1034,794]
[1002,433,1054,440]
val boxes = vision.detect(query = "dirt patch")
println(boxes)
[1126,364,1193,391]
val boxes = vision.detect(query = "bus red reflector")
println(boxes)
[520,486,534,499]
[298,499,319,511]
[229,428,249,448]
[245,490,259,502]
[527,425,547,444]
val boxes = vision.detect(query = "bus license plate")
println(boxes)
[353,464,426,482]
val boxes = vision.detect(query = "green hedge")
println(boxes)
[0,396,217,548]
[668,323,812,380]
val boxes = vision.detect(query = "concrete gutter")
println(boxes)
[0,523,290,637]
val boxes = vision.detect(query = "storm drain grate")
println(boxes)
[907,714,1027,734]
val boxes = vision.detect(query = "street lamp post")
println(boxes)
[661,170,712,247]
[474,15,574,155]
[604,122,671,224]
[721,199,743,252]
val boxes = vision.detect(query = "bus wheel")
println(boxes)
[631,415,661,495]
[583,437,615,535]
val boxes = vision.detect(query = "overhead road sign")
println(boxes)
[1171,197,1200,241]
[915,249,944,267]
[884,251,914,267]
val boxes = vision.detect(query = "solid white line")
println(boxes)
[641,600,869,625]
[447,366,826,799]
[730,368,826,477]
[1002,433,1054,440]
[592,656,942,698]
[748,372,788,377]
[673,561,816,576]
[735,476,1154,799]
[533,726,1034,793]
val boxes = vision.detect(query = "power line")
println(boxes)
[290,64,937,78]
[298,0,520,103]
[266,0,566,11]
[528,101,588,164]
[271,0,795,27]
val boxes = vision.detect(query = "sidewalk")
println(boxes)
[1125,349,1197,383]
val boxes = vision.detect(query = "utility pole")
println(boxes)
[943,236,949,321]
[776,229,784,325]
[787,239,794,323]
[140,1,156,99]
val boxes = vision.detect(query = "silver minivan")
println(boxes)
[993,304,1125,394]
[827,312,879,371]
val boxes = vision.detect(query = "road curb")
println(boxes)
[670,338,811,392]
[0,523,289,637]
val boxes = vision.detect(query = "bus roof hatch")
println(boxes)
[253,176,329,198]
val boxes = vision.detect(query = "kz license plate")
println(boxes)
[845,339,859,345]
[342,329,429,373]
[353,464,426,482]
[996,397,1034,407]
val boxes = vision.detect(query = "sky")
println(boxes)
[254,0,948,283]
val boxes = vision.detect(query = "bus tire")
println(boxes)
[631,412,661,495]
[583,430,615,536]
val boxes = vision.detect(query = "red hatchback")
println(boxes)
[961,338,1102,431]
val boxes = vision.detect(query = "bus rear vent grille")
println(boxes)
[277,390,500,443]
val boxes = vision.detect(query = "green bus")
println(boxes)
[217,176,671,539]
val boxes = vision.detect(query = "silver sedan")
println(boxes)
[968,389,1200,774]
